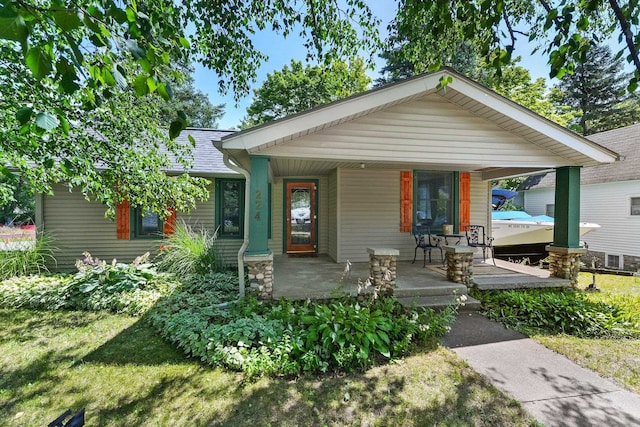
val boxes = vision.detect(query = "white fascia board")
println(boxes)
[222,73,443,150]
[449,78,619,164]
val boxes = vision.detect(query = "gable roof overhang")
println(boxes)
[219,68,619,180]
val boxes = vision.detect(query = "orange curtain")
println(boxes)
[163,208,177,236]
[400,171,413,232]
[459,172,471,232]
[116,200,130,240]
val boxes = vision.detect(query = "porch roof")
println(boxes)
[219,68,618,180]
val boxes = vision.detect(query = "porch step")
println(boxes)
[472,274,570,290]
[397,294,481,311]
[395,283,468,298]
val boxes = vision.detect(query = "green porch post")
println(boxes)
[548,166,585,287]
[553,166,581,248]
[246,156,270,255]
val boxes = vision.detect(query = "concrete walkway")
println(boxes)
[442,312,640,427]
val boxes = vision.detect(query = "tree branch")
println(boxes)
[608,0,640,77]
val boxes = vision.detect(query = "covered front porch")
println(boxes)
[218,68,619,300]
[271,254,569,308]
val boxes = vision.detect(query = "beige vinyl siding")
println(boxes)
[470,173,490,230]
[335,169,490,263]
[328,169,338,260]
[337,168,417,263]
[268,181,284,255]
[41,182,239,271]
[257,94,569,168]
[42,184,163,271]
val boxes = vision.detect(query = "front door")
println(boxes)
[285,181,317,253]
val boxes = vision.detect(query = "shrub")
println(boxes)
[0,252,180,316]
[472,288,639,338]
[155,220,222,276]
[150,275,459,376]
[0,231,56,280]
[0,275,72,310]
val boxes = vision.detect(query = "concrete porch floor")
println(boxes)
[270,254,569,305]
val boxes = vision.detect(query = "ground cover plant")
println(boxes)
[0,252,183,316]
[149,277,460,376]
[472,273,640,394]
[0,308,538,426]
[1,248,460,377]
[470,285,639,338]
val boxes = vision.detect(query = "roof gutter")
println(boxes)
[222,153,249,298]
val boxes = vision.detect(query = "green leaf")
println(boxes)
[0,8,28,42]
[126,39,146,59]
[169,119,185,139]
[60,159,74,176]
[15,107,33,125]
[26,47,53,80]
[179,37,190,48]
[146,77,157,93]
[60,71,80,94]
[133,74,149,96]
[52,10,82,32]
[157,82,174,101]
[35,112,59,131]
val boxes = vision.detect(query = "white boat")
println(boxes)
[491,210,600,247]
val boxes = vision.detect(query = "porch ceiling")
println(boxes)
[221,68,619,179]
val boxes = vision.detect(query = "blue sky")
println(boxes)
[192,4,551,130]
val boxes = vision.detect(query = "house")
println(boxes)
[519,123,640,271]
[36,128,243,271]
[216,68,619,298]
[37,68,619,292]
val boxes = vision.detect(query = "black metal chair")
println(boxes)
[412,225,444,266]
[465,225,495,265]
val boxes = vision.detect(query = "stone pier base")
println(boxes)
[546,246,587,287]
[244,252,274,299]
[444,245,475,285]
[367,247,399,296]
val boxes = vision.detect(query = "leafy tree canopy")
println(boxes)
[552,44,640,135]
[379,5,574,126]
[241,58,371,127]
[0,0,379,217]
[409,0,640,92]
[158,75,224,128]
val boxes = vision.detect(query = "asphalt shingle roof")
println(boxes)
[166,128,238,175]
[520,123,639,189]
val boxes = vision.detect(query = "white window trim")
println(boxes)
[631,196,640,216]
[605,253,623,269]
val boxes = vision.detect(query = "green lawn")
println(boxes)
[532,273,640,394]
[0,309,537,426]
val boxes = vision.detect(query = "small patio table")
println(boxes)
[437,233,464,245]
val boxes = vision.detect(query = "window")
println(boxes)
[545,204,555,217]
[606,254,623,269]
[631,197,640,216]
[133,208,162,238]
[217,179,244,238]
[414,171,453,230]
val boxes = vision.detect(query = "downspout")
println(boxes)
[223,153,249,298]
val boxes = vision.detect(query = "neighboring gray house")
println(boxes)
[520,123,640,271]
[36,128,243,271]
